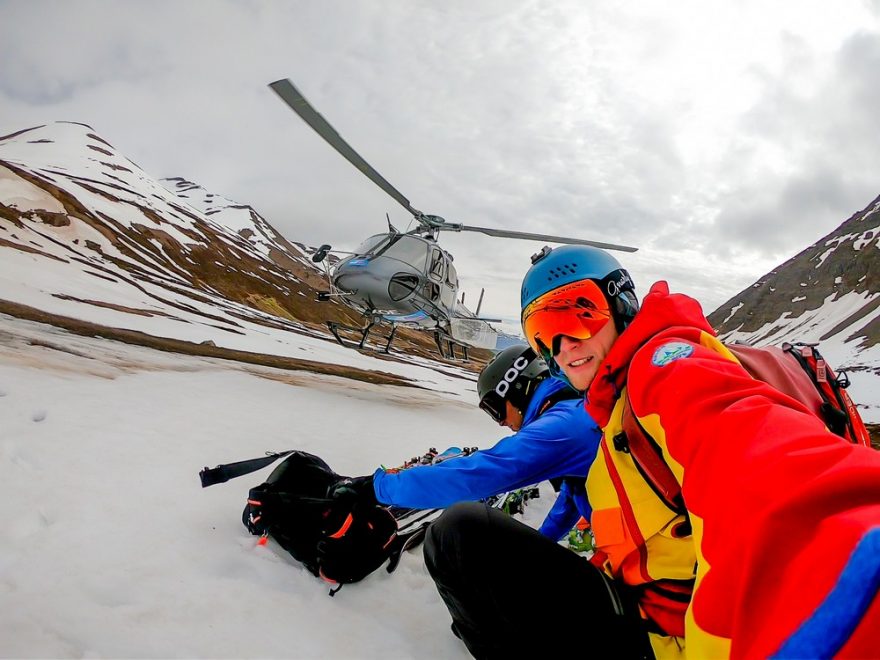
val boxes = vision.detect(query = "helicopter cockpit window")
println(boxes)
[380,236,429,269]
[354,234,389,256]
[429,249,445,281]
[423,281,441,302]
[446,261,457,287]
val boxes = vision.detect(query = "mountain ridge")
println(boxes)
[709,194,880,369]
[0,121,490,371]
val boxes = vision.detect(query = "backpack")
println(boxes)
[200,450,401,590]
[616,341,872,516]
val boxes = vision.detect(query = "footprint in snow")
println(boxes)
[32,410,47,422]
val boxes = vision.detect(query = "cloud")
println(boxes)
[1,0,878,320]
[0,1,174,103]
[705,27,880,260]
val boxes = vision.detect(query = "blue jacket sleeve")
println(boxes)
[537,479,594,540]
[372,400,600,510]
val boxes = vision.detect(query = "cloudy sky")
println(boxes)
[2,1,879,325]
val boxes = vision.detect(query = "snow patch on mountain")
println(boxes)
[1,122,477,379]
[711,193,880,419]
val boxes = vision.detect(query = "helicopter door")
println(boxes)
[428,249,445,281]
[440,260,457,308]
[422,248,444,303]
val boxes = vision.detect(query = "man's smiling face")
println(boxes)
[555,320,619,391]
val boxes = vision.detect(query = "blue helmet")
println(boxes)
[520,245,639,334]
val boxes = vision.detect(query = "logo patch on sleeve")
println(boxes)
[652,341,694,367]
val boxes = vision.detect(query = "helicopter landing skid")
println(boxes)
[327,320,397,354]
[434,331,469,362]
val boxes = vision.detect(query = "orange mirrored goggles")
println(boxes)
[521,279,612,359]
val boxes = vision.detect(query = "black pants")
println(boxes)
[423,502,654,659]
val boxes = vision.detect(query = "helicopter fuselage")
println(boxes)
[331,233,459,328]
[269,77,635,357]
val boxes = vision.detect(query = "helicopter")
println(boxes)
[269,78,637,359]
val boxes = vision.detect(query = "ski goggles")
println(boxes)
[479,392,507,424]
[521,279,612,361]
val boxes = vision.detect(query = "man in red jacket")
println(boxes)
[425,244,880,659]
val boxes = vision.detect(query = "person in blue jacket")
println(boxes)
[333,343,600,541]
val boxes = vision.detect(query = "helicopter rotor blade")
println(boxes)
[452,224,638,252]
[269,79,422,219]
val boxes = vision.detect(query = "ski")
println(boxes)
[484,486,540,515]
[383,446,478,473]
[386,524,432,573]
[385,446,541,521]
[395,507,443,532]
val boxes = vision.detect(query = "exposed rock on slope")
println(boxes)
[709,194,880,371]
[0,122,487,367]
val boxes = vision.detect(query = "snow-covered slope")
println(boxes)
[160,175,320,272]
[0,122,485,378]
[708,194,880,419]
[0,123,519,657]
[0,122,344,329]
[0,312,546,658]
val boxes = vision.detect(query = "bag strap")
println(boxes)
[200,450,294,488]
[782,343,871,446]
[617,394,687,516]
[247,489,336,509]
[783,343,840,419]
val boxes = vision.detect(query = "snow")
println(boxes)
[3,120,879,656]
[721,302,744,324]
[853,230,877,251]
[0,227,485,397]
[721,289,880,419]
[815,245,837,268]
[0,164,65,213]
[0,312,553,658]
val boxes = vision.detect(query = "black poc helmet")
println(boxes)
[477,343,549,423]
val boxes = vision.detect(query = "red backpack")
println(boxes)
[617,342,872,515]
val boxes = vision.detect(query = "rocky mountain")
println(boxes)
[0,122,489,369]
[709,194,880,360]
[708,194,880,419]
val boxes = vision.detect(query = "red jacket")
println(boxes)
[585,281,880,658]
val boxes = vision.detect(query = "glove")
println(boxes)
[320,475,379,564]
[317,476,397,584]
[326,475,378,509]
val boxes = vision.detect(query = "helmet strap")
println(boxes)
[599,269,639,333]
[611,290,639,332]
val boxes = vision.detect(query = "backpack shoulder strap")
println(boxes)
[200,450,294,488]
[617,394,687,516]
[781,343,872,447]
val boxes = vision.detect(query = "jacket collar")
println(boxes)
[523,377,579,425]
[585,281,715,426]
